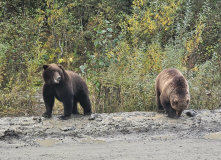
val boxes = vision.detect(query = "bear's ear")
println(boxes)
[173,98,178,105]
[187,98,190,104]
[58,64,65,71]
[43,65,49,70]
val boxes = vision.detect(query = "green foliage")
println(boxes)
[0,0,220,116]
[188,53,221,110]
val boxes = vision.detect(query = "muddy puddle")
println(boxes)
[37,139,59,147]
[204,132,221,140]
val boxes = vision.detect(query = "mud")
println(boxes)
[1,109,221,159]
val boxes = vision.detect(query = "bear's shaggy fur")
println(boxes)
[155,68,190,118]
[42,64,91,120]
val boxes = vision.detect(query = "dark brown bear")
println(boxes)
[42,64,91,120]
[155,68,190,118]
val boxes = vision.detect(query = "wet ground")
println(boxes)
[1,109,221,159]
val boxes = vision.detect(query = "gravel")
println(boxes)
[1,109,221,159]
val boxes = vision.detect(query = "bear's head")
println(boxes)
[170,75,190,117]
[43,64,65,85]
[170,94,190,117]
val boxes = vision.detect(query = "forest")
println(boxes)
[0,0,220,116]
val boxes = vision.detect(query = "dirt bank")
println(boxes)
[1,109,221,159]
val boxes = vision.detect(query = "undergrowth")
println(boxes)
[0,0,220,116]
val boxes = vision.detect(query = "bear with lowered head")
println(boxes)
[155,68,190,118]
[42,64,91,120]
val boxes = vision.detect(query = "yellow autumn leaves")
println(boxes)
[128,0,180,35]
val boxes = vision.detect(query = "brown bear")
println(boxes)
[42,64,91,120]
[155,68,190,118]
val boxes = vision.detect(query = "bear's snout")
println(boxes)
[53,71,61,84]
[57,76,61,81]
[54,75,61,83]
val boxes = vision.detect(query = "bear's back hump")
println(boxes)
[157,68,183,92]
[66,70,88,92]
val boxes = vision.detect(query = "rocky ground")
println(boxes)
[1,109,221,160]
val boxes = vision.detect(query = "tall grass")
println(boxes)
[87,65,156,113]
[188,53,221,110]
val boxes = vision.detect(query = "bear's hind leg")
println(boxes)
[72,100,79,114]
[79,96,92,115]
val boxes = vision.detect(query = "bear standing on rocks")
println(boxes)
[42,64,92,120]
[155,68,190,118]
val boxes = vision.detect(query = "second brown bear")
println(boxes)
[155,68,190,118]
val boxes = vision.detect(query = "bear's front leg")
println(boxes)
[59,115,70,120]
[161,100,176,118]
[167,106,177,118]
[156,93,165,113]
[42,100,54,118]
[42,85,55,118]
[59,97,73,120]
